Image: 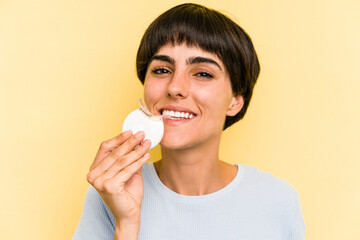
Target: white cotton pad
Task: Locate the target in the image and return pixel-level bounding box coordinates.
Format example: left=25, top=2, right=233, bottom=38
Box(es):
left=122, top=109, right=164, bottom=150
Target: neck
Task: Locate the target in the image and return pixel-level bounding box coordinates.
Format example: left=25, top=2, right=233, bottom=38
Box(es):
left=154, top=135, right=237, bottom=196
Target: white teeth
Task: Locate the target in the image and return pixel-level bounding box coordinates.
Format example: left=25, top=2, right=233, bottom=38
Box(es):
left=162, top=110, right=196, bottom=119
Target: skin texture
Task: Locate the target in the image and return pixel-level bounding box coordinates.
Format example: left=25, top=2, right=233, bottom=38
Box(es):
left=144, top=43, right=244, bottom=196
left=144, top=43, right=243, bottom=150
left=86, top=131, right=151, bottom=240
left=87, top=43, right=244, bottom=239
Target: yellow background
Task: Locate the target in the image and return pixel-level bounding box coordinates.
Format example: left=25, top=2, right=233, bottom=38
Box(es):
left=1, top=0, right=359, bottom=239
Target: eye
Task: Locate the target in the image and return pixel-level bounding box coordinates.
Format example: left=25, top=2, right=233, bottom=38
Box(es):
left=195, top=71, right=214, bottom=79
left=152, top=68, right=171, bottom=74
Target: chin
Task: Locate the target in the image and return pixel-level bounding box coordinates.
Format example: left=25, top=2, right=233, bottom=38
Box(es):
left=159, top=133, right=193, bottom=150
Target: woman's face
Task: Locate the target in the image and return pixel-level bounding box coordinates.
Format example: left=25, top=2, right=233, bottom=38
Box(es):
left=144, top=43, right=243, bottom=150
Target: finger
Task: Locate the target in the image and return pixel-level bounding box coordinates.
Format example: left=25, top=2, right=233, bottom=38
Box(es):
left=91, top=130, right=133, bottom=170
left=91, top=139, right=151, bottom=185
left=102, top=152, right=150, bottom=192
left=95, top=131, right=145, bottom=171
left=87, top=132, right=147, bottom=183
left=108, top=131, right=146, bottom=161
left=116, top=152, right=150, bottom=183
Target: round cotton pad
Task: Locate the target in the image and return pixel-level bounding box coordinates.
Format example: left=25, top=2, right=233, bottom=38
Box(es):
left=122, top=109, right=164, bottom=150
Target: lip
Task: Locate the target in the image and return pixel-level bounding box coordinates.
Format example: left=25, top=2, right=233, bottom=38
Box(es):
left=157, top=105, right=198, bottom=116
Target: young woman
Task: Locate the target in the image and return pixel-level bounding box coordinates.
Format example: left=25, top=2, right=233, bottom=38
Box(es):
left=74, top=3, right=305, bottom=240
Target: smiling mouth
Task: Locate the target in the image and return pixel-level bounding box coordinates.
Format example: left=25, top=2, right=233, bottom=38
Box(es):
left=161, top=109, right=197, bottom=120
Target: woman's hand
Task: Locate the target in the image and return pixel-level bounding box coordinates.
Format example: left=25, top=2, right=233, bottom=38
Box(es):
left=86, top=130, right=151, bottom=234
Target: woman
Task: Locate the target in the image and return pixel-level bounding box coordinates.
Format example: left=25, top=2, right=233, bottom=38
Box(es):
left=74, top=3, right=305, bottom=240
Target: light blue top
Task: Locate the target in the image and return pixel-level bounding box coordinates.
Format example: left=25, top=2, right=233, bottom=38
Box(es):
left=73, top=163, right=305, bottom=239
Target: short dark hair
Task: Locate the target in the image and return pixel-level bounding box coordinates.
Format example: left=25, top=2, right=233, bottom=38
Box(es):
left=136, top=3, right=260, bottom=130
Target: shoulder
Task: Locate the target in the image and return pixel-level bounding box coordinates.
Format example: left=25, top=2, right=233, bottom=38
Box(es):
left=83, top=186, right=115, bottom=223
left=241, top=164, right=297, bottom=192
left=239, top=164, right=300, bottom=208
left=84, top=185, right=105, bottom=206
left=72, top=186, right=116, bottom=239
left=235, top=165, right=305, bottom=238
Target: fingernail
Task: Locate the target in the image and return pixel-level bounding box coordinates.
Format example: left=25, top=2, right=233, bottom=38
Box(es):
left=142, top=139, right=151, bottom=147
left=123, top=130, right=132, bottom=137
left=135, top=131, right=145, bottom=139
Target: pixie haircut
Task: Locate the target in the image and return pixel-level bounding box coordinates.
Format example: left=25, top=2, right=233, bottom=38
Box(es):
left=136, top=3, right=260, bottom=130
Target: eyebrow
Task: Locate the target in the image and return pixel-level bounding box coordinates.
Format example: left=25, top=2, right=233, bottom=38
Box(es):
left=150, top=55, right=222, bottom=70
left=187, top=56, right=222, bottom=70
left=150, top=55, right=175, bottom=65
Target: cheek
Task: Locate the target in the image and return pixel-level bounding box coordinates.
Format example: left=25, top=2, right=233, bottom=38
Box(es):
left=193, top=84, right=233, bottom=117
left=144, top=79, right=166, bottom=103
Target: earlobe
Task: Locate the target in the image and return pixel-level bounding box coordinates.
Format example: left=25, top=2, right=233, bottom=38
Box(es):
left=226, top=95, right=244, bottom=116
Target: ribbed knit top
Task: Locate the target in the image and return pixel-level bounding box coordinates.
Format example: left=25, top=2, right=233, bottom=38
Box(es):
left=73, top=163, right=305, bottom=240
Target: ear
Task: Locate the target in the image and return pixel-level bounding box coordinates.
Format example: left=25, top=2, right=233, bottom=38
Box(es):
left=226, top=95, right=244, bottom=117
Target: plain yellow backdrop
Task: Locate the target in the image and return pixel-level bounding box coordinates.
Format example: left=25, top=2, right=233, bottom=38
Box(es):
left=1, top=0, right=359, bottom=239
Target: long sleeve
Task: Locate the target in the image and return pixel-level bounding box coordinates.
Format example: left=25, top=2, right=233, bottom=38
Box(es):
left=73, top=186, right=116, bottom=240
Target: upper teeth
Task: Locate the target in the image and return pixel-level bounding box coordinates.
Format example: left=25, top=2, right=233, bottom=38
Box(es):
left=162, top=110, right=195, bottom=119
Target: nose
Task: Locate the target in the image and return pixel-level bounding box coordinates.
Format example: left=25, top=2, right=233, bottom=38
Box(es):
left=167, top=71, right=190, bottom=99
